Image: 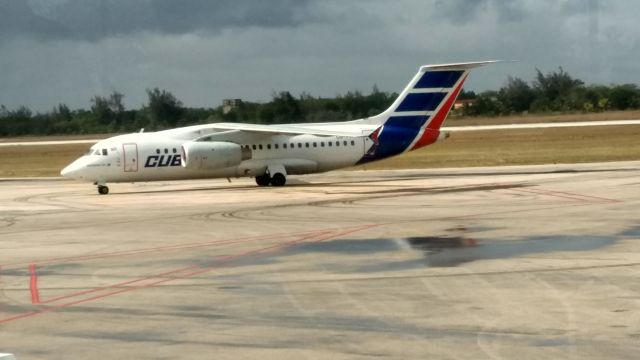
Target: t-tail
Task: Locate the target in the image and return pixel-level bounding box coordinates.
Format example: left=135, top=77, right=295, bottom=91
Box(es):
left=355, top=60, right=499, bottom=164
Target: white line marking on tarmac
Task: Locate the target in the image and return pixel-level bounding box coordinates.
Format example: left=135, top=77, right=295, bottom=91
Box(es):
left=1, top=119, right=639, bottom=146
left=442, top=119, right=640, bottom=131
left=0, top=139, right=100, bottom=146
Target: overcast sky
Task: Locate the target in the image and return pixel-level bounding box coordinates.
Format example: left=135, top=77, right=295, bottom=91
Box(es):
left=1, top=0, right=638, bottom=112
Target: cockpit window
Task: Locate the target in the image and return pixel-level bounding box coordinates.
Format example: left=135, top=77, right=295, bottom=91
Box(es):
left=85, top=148, right=94, bottom=156
left=102, top=149, right=108, bottom=156
left=94, top=150, right=100, bottom=156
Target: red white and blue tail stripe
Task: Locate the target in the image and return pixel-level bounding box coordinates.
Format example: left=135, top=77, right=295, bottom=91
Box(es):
left=355, top=61, right=498, bottom=164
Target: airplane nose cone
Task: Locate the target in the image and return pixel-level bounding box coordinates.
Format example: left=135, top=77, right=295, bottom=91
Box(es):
left=60, top=164, right=75, bottom=178
left=61, top=160, right=84, bottom=179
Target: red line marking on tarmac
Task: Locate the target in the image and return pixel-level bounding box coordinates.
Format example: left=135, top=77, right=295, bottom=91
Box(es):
left=0, top=224, right=376, bottom=326
left=530, top=188, right=621, bottom=203
left=37, top=229, right=334, bottom=305
left=510, top=188, right=591, bottom=202
left=29, top=264, right=40, bottom=304
left=510, top=187, right=621, bottom=204
left=438, top=205, right=579, bottom=221
left=0, top=228, right=341, bottom=270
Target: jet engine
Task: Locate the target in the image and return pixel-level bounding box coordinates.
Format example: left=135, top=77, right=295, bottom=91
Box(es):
left=181, top=141, right=251, bottom=170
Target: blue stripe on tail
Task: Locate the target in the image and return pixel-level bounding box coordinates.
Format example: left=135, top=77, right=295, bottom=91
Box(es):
left=384, top=115, right=427, bottom=129
left=357, top=116, right=428, bottom=164
left=395, top=93, right=446, bottom=112
left=414, top=70, right=464, bottom=88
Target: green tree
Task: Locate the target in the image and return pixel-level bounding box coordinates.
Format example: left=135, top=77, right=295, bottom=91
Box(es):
left=4, top=106, right=33, bottom=135
left=146, top=88, right=184, bottom=129
left=609, top=84, right=640, bottom=110
left=90, top=95, right=113, bottom=129
left=459, top=89, right=477, bottom=100
left=270, top=91, right=302, bottom=123
left=108, top=91, right=125, bottom=113
left=499, top=76, right=535, bottom=113
left=464, top=91, right=504, bottom=116
left=532, top=67, right=584, bottom=111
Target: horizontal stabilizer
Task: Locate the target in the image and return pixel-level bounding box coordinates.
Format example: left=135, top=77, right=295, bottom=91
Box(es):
left=419, top=60, right=504, bottom=71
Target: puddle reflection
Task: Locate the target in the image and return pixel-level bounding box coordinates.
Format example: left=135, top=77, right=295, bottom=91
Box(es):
left=286, top=231, right=619, bottom=271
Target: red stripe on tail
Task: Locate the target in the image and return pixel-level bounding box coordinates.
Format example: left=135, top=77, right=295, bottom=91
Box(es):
left=411, top=74, right=468, bottom=150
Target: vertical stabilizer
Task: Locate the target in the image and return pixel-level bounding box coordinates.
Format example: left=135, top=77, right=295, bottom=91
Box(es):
left=355, top=61, right=498, bottom=163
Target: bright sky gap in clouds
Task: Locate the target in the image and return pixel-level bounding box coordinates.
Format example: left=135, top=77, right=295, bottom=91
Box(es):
left=1, top=0, right=637, bottom=112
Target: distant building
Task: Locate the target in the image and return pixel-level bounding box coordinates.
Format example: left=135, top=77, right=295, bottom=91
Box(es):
left=222, top=99, right=242, bottom=114
left=453, top=99, right=476, bottom=110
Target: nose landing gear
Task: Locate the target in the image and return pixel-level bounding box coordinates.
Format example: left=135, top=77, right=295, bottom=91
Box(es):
left=97, top=185, right=109, bottom=195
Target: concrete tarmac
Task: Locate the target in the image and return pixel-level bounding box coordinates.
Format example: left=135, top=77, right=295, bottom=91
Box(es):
left=1, top=162, right=639, bottom=359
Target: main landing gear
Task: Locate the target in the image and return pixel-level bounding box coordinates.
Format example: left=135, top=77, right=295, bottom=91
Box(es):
left=255, top=173, right=287, bottom=187
left=255, top=165, right=287, bottom=187
left=270, top=173, right=286, bottom=187
left=255, top=174, right=271, bottom=186
left=97, top=185, right=109, bottom=195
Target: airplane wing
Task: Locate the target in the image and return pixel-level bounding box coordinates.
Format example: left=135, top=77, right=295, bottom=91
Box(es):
left=167, top=122, right=373, bottom=141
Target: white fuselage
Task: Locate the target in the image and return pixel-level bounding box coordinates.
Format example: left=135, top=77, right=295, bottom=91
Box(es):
left=61, top=123, right=378, bottom=185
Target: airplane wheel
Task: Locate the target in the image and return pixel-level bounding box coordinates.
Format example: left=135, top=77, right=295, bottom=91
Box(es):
left=255, top=174, right=271, bottom=186
left=270, top=173, right=286, bottom=187
left=98, top=185, right=109, bottom=195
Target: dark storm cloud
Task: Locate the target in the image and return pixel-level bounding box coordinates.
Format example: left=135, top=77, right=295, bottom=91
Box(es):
left=0, top=0, right=318, bottom=41
left=560, top=0, right=607, bottom=15
left=0, top=1, right=70, bottom=39
left=1, top=0, right=639, bottom=112
left=433, top=0, right=525, bottom=23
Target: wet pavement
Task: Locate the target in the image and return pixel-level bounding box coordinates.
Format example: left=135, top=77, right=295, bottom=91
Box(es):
left=1, top=161, right=640, bottom=359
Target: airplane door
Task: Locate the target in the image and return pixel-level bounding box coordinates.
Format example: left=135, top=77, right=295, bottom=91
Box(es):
left=123, top=143, right=138, bottom=172
left=362, top=130, right=371, bottom=154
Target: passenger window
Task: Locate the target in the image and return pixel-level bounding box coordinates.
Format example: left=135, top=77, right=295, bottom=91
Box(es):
left=313, top=142, right=317, bottom=148
left=328, top=142, right=332, bottom=147
left=259, top=144, right=263, bottom=150
left=351, top=140, right=355, bottom=146
left=156, top=149, right=160, bottom=154
left=267, top=144, right=271, bottom=150
left=291, top=143, right=295, bottom=148
left=336, top=141, right=340, bottom=147
left=320, top=142, right=325, bottom=147
left=164, top=148, right=168, bottom=154
left=343, top=141, right=348, bottom=146
left=275, top=144, right=279, bottom=149
left=172, top=148, right=177, bottom=153
left=298, top=143, right=302, bottom=148
left=305, top=143, right=309, bottom=148
left=102, top=149, right=108, bottom=156
left=252, top=145, right=257, bottom=150
left=283, top=143, right=287, bottom=149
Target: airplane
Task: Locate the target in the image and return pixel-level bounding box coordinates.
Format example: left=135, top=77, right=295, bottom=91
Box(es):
left=61, top=61, right=498, bottom=194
